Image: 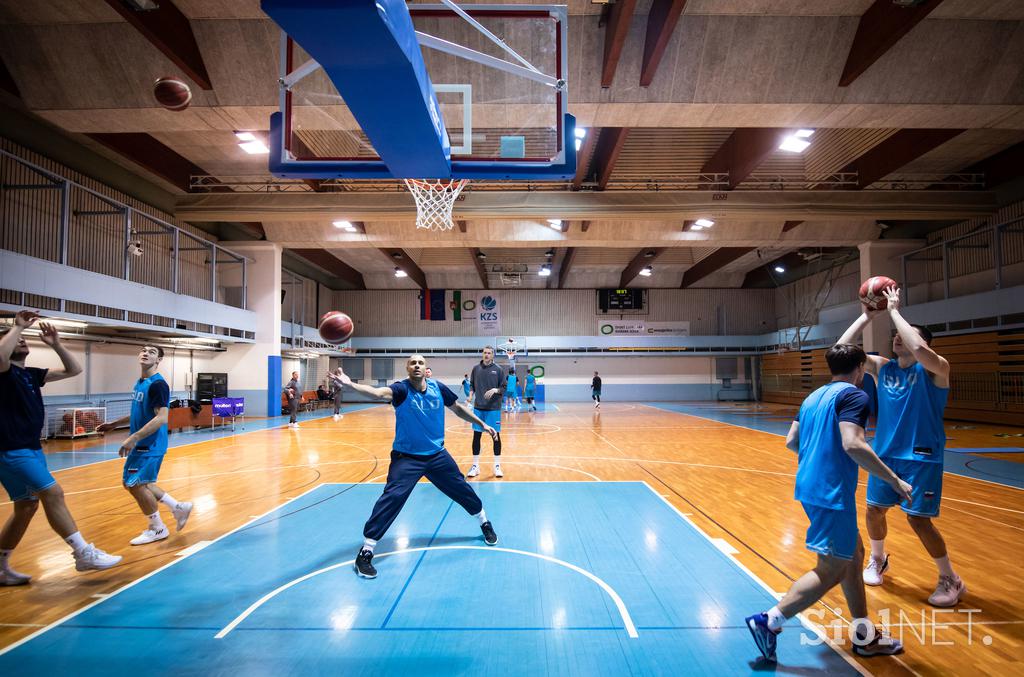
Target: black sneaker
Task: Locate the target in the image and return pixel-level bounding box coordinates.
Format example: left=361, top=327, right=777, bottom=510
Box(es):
left=354, top=548, right=377, bottom=578
left=481, top=521, right=498, bottom=546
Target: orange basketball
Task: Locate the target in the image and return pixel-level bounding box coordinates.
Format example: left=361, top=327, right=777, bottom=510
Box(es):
left=859, top=276, right=897, bottom=311
left=318, top=311, right=354, bottom=344
left=153, top=77, right=192, bottom=111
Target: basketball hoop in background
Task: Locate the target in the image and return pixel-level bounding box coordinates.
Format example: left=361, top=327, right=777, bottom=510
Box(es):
left=404, top=178, right=469, bottom=231
left=496, top=336, right=523, bottom=364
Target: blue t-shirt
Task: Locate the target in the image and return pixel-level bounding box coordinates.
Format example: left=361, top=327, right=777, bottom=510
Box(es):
left=130, top=373, right=170, bottom=454
left=874, top=361, right=948, bottom=464
left=462, top=378, right=471, bottom=396
left=0, top=365, right=48, bottom=452
left=794, top=382, right=870, bottom=512
left=524, top=375, right=536, bottom=397
left=506, top=374, right=518, bottom=395
left=390, top=378, right=458, bottom=455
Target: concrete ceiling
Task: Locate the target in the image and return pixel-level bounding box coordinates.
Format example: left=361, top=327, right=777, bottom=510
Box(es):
left=1, top=0, right=1021, bottom=290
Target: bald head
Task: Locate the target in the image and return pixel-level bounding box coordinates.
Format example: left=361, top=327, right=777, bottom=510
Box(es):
left=406, top=354, right=427, bottom=381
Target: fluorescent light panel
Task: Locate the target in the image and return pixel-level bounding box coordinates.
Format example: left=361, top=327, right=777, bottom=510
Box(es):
left=694, top=218, right=715, bottom=228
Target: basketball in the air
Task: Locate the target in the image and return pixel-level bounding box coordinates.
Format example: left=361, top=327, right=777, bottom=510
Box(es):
left=318, top=311, right=354, bottom=344
left=153, top=77, right=192, bottom=111
left=859, top=276, right=897, bottom=311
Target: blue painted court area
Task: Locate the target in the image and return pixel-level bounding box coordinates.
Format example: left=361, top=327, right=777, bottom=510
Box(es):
left=0, top=482, right=857, bottom=675
left=44, top=404, right=382, bottom=472
left=649, top=402, right=1024, bottom=489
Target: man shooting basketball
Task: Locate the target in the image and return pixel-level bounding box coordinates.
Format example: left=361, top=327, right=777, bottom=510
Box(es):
left=330, top=355, right=499, bottom=578
left=837, top=286, right=963, bottom=607
left=468, top=346, right=505, bottom=478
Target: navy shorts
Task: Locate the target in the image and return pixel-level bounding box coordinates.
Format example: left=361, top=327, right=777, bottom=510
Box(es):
left=866, top=459, right=943, bottom=517
left=0, top=448, right=57, bottom=501
left=802, top=502, right=859, bottom=561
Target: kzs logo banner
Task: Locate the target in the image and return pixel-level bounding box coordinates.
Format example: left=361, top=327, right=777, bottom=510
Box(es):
left=478, top=294, right=500, bottom=333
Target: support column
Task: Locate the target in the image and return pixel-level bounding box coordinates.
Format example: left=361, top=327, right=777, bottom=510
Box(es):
left=217, top=241, right=283, bottom=417
left=857, top=240, right=923, bottom=356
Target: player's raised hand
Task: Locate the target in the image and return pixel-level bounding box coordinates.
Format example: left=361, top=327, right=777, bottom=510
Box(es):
left=38, top=322, right=61, bottom=347
left=333, top=368, right=353, bottom=386
left=14, top=310, right=39, bottom=328
left=882, top=286, right=901, bottom=313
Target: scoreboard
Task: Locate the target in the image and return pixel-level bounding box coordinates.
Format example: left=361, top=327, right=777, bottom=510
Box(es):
left=598, top=288, right=645, bottom=312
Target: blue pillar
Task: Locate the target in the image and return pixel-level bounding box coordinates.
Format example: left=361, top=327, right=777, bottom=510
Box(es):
left=267, top=354, right=282, bottom=418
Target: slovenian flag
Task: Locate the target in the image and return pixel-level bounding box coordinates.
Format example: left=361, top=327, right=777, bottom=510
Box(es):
left=420, top=289, right=446, bottom=320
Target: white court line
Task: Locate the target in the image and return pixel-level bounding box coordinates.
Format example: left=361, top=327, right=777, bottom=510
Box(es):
left=643, top=483, right=870, bottom=676
left=711, top=538, right=739, bottom=555
left=215, top=545, right=638, bottom=640
left=175, top=540, right=213, bottom=557
left=0, top=484, right=328, bottom=657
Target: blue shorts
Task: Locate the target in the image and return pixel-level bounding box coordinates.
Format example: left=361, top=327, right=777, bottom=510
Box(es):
left=0, top=448, right=57, bottom=502
left=472, top=408, right=501, bottom=433
left=866, top=458, right=943, bottom=517
left=122, top=450, right=166, bottom=487
left=802, top=502, right=859, bottom=561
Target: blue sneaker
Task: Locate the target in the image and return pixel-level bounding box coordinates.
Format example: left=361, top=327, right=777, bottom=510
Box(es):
left=853, top=629, right=903, bottom=657
left=745, top=613, right=778, bottom=662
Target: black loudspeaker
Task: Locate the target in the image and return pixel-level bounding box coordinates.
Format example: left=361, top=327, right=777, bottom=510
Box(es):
left=196, top=372, right=228, bottom=403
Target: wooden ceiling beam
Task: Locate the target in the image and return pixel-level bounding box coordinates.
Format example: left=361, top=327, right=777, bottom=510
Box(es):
left=680, top=247, right=755, bottom=288
left=839, top=0, right=945, bottom=87
left=572, top=129, right=599, bottom=190
left=290, top=248, right=366, bottom=290
left=620, top=247, right=665, bottom=287
left=961, top=140, right=1024, bottom=189
left=470, top=247, right=489, bottom=289
left=103, top=0, right=212, bottom=90
left=701, top=128, right=790, bottom=190
left=379, top=248, right=427, bottom=289
left=592, top=128, right=630, bottom=191
left=640, top=0, right=688, bottom=87
left=842, top=129, right=964, bottom=188
left=601, top=0, right=639, bottom=88
left=556, top=247, right=577, bottom=290
left=87, top=132, right=214, bottom=193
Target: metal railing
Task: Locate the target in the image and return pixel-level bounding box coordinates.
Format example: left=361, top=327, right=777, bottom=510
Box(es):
left=900, top=215, right=1024, bottom=305
left=1, top=149, right=248, bottom=310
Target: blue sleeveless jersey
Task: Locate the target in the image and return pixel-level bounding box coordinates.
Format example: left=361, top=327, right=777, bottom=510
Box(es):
left=506, top=374, right=517, bottom=394
left=393, top=379, right=448, bottom=455
left=795, top=382, right=860, bottom=511
left=874, top=361, right=948, bottom=464
left=130, top=373, right=169, bottom=454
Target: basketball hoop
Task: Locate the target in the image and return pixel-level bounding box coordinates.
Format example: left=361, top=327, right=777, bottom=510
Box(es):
left=404, top=178, right=469, bottom=231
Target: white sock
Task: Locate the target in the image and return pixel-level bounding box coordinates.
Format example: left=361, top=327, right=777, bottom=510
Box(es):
left=474, top=510, right=488, bottom=525
left=470, top=459, right=479, bottom=468
left=65, top=531, right=88, bottom=553
left=159, top=493, right=179, bottom=510
left=0, top=548, right=11, bottom=568
left=494, top=460, right=501, bottom=468
left=934, top=555, right=955, bottom=578
left=869, top=539, right=885, bottom=560
left=147, top=511, right=165, bottom=531
left=766, top=606, right=787, bottom=632
left=362, top=538, right=377, bottom=553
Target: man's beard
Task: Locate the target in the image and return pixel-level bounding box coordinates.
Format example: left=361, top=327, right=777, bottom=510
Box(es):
left=10, top=349, right=28, bottom=362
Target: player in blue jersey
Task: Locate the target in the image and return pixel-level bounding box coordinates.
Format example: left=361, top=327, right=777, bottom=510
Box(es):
left=524, top=371, right=537, bottom=411
left=96, top=345, right=192, bottom=546
left=746, top=344, right=910, bottom=662
left=461, top=373, right=472, bottom=403
left=332, top=354, right=499, bottom=578
left=504, top=368, right=518, bottom=412
left=1, top=310, right=122, bottom=582
left=837, top=286, right=962, bottom=607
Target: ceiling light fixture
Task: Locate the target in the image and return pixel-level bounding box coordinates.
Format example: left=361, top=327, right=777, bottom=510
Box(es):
left=774, top=265, right=786, bottom=273
left=40, top=318, right=88, bottom=329
left=778, top=129, right=814, bottom=154
left=394, top=267, right=408, bottom=278
left=538, top=264, right=552, bottom=277
left=574, top=127, right=587, bottom=151
left=547, top=219, right=563, bottom=231
left=235, top=131, right=269, bottom=155
left=332, top=220, right=354, bottom=231
left=545, top=249, right=555, bottom=258
left=638, top=265, right=653, bottom=277
left=694, top=218, right=715, bottom=228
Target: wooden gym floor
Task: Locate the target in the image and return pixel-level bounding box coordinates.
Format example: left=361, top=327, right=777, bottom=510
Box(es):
left=0, top=402, right=1021, bottom=675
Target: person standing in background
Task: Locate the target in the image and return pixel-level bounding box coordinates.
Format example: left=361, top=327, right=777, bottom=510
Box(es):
left=285, top=371, right=300, bottom=429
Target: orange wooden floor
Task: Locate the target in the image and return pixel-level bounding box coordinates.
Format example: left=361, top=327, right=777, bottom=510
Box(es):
left=1, top=402, right=1021, bottom=675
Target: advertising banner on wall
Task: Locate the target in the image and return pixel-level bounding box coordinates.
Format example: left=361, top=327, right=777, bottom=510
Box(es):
left=597, top=320, right=690, bottom=336
left=478, top=293, right=500, bottom=333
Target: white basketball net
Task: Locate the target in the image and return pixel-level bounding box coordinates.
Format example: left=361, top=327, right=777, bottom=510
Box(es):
left=404, top=178, right=469, bottom=231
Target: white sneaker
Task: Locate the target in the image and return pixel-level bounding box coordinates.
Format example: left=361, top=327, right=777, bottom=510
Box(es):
left=74, top=544, right=123, bottom=571
left=864, top=554, right=889, bottom=586
left=467, top=464, right=480, bottom=478
left=130, top=526, right=169, bottom=546
left=333, top=414, right=340, bottom=421
left=494, top=464, right=504, bottom=478
left=0, top=567, right=31, bottom=586
left=291, top=422, right=300, bottom=429
left=172, top=502, right=193, bottom=532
